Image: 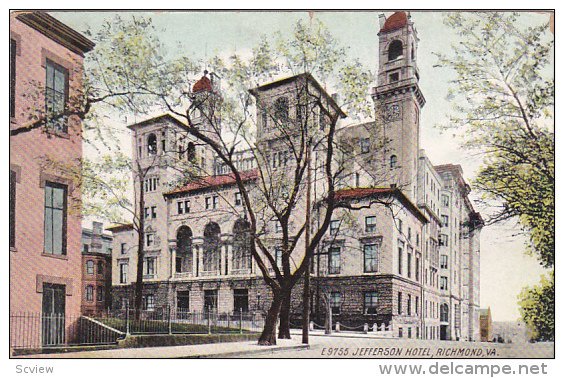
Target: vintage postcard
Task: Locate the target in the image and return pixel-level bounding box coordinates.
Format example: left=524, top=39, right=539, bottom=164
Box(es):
left=7, top=7, right=555, bottom=369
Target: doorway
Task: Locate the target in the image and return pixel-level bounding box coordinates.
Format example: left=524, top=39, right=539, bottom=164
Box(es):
left=42, top=283, right=66, bottom=346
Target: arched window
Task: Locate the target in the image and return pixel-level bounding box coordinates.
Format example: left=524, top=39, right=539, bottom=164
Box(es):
left=203, top=222, right=221, bottom=273
left=86, top=260, right=94, bottom=275
left=440, top=303, right=449, bottom=322
left=274, top=96, right=289, bottom=123
left=176, top=226, right=193, bottom=273
left=390, top=155, right=398, bottom=169
left=97, top=260, right=104, bottom=275
left=147, top=133, right=157, bottom=155
left=232, top=219, right=251, bottom=271
left=388, top=40, right=403, bottom=61
left=187, top=142, right=196, bottom=162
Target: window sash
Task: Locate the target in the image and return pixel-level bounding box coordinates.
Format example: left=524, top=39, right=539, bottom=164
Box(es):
left=45, top=60, right=68, bottom=133
left=364, top=243, right=379, bottom=272
left=44, top=182, right=67, bottom=255
left=364, top=292, right=377, bottom=314
left=328, top=247, right=341, bottom=274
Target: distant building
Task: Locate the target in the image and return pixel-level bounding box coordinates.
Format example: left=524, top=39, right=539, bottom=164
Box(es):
left=81, top=222, right=113, bottom=315
left=10, top=11, right=94, bottom=349
left=492, top=321, right=529, bottom=344
left=479, top=307, right=493, bottom=342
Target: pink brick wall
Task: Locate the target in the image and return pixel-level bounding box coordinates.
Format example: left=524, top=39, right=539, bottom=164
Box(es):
left=10, top=13, right=85, bottom=321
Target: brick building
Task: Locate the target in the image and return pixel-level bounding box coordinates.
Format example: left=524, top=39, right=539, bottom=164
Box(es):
left=81, top=222, right=113, bottom=315
left=109, top=11, right=482, bottom=341
left=9, top=11, right=94, bottom=348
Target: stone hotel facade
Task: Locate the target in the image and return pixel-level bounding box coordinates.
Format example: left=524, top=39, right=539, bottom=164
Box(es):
left=110, top=12, right=483, bottom=341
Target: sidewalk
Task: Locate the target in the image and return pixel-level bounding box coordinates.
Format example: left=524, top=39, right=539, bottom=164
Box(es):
left=18, top=337, right=308, bottom=358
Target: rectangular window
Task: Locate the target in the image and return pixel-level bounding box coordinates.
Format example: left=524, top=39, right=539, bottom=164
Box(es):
left=441, top=194, right=450, bottom=207
left=233, top=289, right=249, bottom=313
left=235, top=192, right=242, bottom=206
left=177, top=291, right=190, bottom=310
left=151, top=206, right=157, bottom=219
left=274, top=247, right=283, bottom=270
left=121, top=243, right=127, bottom=254
left=440, top=276, right=448, bottom=290
left=44, top=182, right=67, bottom=255
left=10, top=38, right=16, bottom=118
left=407, top=294, right=412, bottom=316
left=364, top=292, right=378, bottom=315
left=97, top=286, right=105, bottom=302
left=397, top=241, right=404, bottom=275
left=45, top=59, right=69, bottom=133
left=415, top=296, right=419, bottom=315
left=365, top=216, right=376, bottom=233
left=177, top=201, right=184, bottom=214
left=144, top=257, right=156, bottom=276
left=86, top=286, right=94, bottom=302
left=329, top=219, right=340, bottom=236
left=440, top=255, right=448, bottom=269
left=144, top=207, right=150, bottom=219
left=213, top=196, right=219, bottom=209
left=119, top=263, right=128, bottom=283
left=398, top=292, right=403, bottom=315
left=407, top=248, right=413, bottom=278
left=439, top=234, right=449, bottom=247
left=441, top=215, right=449, bottom=227
left=330, top=292, right=341, bottom=315
left=146, top=233, right=154, bottom=247
left=328, top=247, right=341, bottom=274
left=397, top=219, right=403, bottom=233
left=364, top=243, right=379, bottom=273
left=143, top=294, right=155, bottom=310
left=415, top=256, right=420, bottom=281
left=10, top=170, right=16, bottom=248
left=389, top=72, right=399, bottom=82
left=360, top=138, right=370, bottom=153
left=205, top=197, right=211, bottom=209
left=274, top=220, right=282, bottom=233
left=86, top=260, right=94, bottom=275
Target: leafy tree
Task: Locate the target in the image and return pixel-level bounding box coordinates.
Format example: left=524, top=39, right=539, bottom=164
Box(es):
left=518, top=271, right=554, bottom=342
left=436, top=11, right=554, bottom=341
left=435, top=12, right=554, bottom=267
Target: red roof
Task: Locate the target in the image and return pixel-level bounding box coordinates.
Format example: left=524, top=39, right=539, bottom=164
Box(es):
left=380, top=11, right=408, bottom=33
left=166, top=169, right=258, bottom=196
left=334, top=187, right=394, bottom=201
left=193, top=75, right=213, bottom=93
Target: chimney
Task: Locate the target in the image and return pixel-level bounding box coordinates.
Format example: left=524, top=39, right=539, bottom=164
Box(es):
left=91, top=221, right=103, bottom=253
left=378, top=13, right=387, bottom=29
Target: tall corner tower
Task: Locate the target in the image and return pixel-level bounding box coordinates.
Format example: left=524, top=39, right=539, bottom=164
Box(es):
left=372, top=11, right=426, bottom=201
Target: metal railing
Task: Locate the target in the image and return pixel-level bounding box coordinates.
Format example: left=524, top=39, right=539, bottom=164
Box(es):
left=10, top=308, right=264, bottom=350
left=10, top=312, right=125, bottom=350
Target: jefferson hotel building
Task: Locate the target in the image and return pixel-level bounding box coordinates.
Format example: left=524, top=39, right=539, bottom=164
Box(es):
left=109, top=12, right=483, bottom=341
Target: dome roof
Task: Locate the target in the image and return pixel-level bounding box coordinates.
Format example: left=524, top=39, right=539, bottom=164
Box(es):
left=192, top=74, right=212, bottom=93
left=380, top=11, right=408, bottom=33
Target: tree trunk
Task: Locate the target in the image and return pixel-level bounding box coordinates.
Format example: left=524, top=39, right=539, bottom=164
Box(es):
left=278, top=290, right=292, bottom=339
left=258, top=292, right=283, bottom=345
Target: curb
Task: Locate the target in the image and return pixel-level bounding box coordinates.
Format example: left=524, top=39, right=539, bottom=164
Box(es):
left=185, top=344, right=310, bottom=358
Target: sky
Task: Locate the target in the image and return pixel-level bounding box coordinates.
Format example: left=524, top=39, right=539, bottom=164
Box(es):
left=50, top=10, right=552, bottom=322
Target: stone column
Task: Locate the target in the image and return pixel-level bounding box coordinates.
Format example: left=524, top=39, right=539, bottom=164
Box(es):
left=226, top=244, right=232, bottom=276
left=169, top=240, right=177, bottom=278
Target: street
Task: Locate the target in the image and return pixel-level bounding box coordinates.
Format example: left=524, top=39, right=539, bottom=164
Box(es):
left=244, top=334, right=555, bottom=359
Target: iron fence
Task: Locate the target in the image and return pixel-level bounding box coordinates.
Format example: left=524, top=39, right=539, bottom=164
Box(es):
left=10, top=307, right=264, bottom=350
left=10, top=312, right=125, bottom=350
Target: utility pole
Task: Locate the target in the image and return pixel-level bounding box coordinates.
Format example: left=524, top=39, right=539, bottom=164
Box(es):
left=302, top=142, right=312, bottom=344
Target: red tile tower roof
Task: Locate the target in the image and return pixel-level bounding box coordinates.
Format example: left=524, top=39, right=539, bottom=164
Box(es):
left=192, top=72, right=213, bottom=93
left=380, top=11, right=408, bottom=33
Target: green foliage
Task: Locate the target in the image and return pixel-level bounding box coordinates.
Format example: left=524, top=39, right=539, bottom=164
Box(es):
left=518, top=271, right=554, bottom=342
left=437, top=12, right=554, bottom=267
